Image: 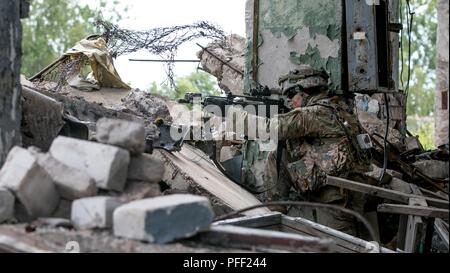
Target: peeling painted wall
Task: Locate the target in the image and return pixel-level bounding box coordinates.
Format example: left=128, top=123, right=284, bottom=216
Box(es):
left=245, top=0, right=343, bottom=92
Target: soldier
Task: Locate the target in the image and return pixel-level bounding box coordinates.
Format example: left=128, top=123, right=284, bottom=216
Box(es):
left=228, top=65, right=372, bottom=237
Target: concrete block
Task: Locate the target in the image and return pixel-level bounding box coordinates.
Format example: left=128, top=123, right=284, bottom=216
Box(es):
left=413, top=160, right=449, bottom=179
left=0, top=146, right=60, bottom=218
left=364, top=164, right=392, bottom=185
left=50, top=136, right=130, bottom=191
left=0, top=188, right=14, bottom=223
left=71, top=197, right=123, bottom=230
left=34, top=152, right=97, bottom=200
left=389, top=178, right=413, bottom=194
left=386, top=169, right=403, bottom=180
left=120, top=182, right=161, bottom=202
left=113, top=194, right=214, bottom=243
left=51, top=199, right=72, bottom=219
left=128, top=153, right=165, bottom=183
left=96, top=118, right=145, bottom=154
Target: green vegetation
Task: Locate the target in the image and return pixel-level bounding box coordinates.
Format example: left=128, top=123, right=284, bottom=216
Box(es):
left=149, top=71, right=222, bottom=100
left=401, top=0, right=437, bottom=149
left=21, top=0, right=127, bottom=77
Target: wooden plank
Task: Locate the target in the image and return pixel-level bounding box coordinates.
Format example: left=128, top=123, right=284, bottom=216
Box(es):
left=404, top=185, right=428, bottom=253
left=377, top=204, right=449, bottom=220
left=326, top=176, right=449, bottom=209
left=215, top=213, right=393, bottom=253
left=419, top=187, right=449, bottom=201
left=434, top=218, right=449, bottom=249
left=280, top=216, right=394, bottom=253
left=279, top=225, right=356, bottom=253
left=280, top=218, right=361, bottom=253
left=404, top=214, right=423, bottom=253
left=198, top=225, right=334, bottom=253
left=158, top=145, right=271, bottom=216
left=216, top=213, right=357, bottom=252
left=214, top=213, right=282, bottom=228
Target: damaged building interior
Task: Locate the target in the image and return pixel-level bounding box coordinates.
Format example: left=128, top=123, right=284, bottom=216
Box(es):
left=0, top=0, right=448, bottom=256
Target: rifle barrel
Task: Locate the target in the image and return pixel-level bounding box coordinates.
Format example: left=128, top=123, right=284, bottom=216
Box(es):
left=129, top=59, right=200, bottom=63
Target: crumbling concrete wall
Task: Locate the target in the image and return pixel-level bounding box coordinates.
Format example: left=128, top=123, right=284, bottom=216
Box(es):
left=244, top=0, right=343, bottom=92
left=435, top=0, right=449, bottom=147
left=197, top=35, right=245, bottom=95
left=0, top=1, right=24, bottom=166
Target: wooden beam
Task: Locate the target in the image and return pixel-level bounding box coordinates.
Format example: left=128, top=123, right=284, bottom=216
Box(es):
left=419, top=187, right=449, bottom=201
left=214, top=212, right=282, bottom=228
left=404, top=185, right=429, bottom=253
left=158, top=145, right=271, bottom=216
left=281, top=216, right=394, bottom=253
left=377, top=204, right=449, bottom=220
left=198, top=225, right=333, bottom=253
left=326, top=176, right=449, bottom=209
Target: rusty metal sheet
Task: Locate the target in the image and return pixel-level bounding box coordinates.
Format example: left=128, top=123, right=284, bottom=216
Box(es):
left=346, top=0, right=379, bottom=91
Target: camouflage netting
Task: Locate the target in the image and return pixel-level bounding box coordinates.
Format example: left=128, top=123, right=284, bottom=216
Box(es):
left=94, top=19, right=228, bottom=88
left=31, top=20, right=229, bottom=91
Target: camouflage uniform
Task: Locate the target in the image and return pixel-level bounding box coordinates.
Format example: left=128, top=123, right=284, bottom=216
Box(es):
left=230, top=69, right=371, bottom=236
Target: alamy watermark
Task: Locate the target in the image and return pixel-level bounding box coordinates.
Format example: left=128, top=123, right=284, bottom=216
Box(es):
left=169, top=97, right=280, bottom=152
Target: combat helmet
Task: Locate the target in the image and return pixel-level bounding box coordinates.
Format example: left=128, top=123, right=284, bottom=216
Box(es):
left=279, top=65, right=329, bottom=98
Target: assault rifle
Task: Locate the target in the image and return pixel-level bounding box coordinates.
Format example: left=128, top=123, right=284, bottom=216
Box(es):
left=178, top=86, right=290, bottom=118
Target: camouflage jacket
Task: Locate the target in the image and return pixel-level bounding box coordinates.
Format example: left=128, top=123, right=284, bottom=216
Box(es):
left=228, top=92, right=371, bottom=202
left=276, top=93, right=371, bottom=199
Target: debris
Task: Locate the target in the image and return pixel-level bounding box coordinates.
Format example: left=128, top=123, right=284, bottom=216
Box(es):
left=413, top=160, right=449, bottom=180
left=213, top=212, right=394, bottom=253
left=326, top=176, right=448, bottom=209
left=388, top=178, right=413, bottom=194
left=0, top=147, right=60, bottom=218
left=29, top=150, right=97, bottom=200
left=120, top=89, right=173, bottom=125
left=387, top=170, right=404, bottom=180
left=199, top=224, right=333, bottom=252
left=96, top=118, right=146, bottom=154
left=357, top=111, right=405, bottom=151
left=0, top=188, right=15, bottom=223
left=51, top=199, right=72, bottom=220
left=377, top=203, right=449, bottom=220
left=355, top=94, right=380, bottom=115
left=157, top=145, right=271, bottom=216
left=33, top=218, right=73, bottom=229
left=118, top=182, right=162, bottom=202
left=71, top=197, right=123, bottom=230
left=405, top=136, right=424, bottom=152
left=197, top=34, right=245, bottom=95
left=364, top=164, right=393, bottom=185
left=49, top=136, right=130, bottom=192
left=113, top=194, right=214, bottom=244
left=127, top=153, right=165, bottom=183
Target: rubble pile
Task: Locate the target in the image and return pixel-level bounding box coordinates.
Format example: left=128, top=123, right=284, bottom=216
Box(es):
left=120, top=88, right=173, bottom=125
left=0, top=118, right=214, bottom=246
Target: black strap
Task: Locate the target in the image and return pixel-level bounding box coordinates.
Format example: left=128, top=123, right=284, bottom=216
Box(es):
left=276, top=140, right=285, bottom=179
